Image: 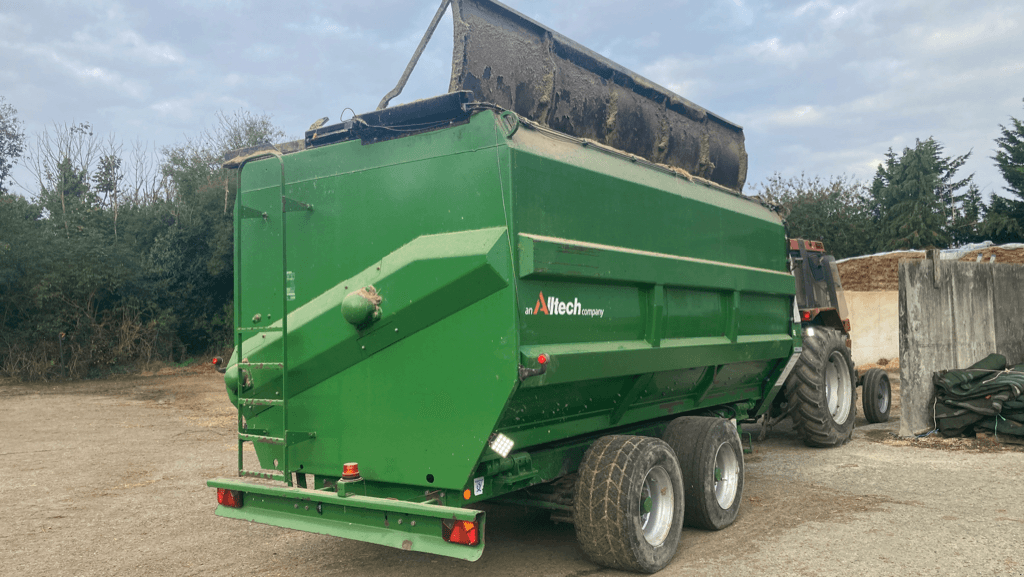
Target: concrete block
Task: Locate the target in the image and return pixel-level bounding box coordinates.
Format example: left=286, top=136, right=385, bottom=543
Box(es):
left=992, top=266, right=1024, bottom=366
left=899, top=259, right=1024, bottom=437
left=900, top=260, right=952, bottom=436
left=846, top=291, right=899, bottom=365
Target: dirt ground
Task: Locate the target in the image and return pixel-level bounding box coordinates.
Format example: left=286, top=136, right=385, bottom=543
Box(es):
left=3, top=369, right=1023, bottom=577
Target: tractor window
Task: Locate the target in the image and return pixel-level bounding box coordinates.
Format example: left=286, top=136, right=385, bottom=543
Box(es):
left=792, top=252, right=835, bottom=311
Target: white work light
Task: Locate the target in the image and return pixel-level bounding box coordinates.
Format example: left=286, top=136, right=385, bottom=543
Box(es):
left=489, top=433, right=514, bottom=458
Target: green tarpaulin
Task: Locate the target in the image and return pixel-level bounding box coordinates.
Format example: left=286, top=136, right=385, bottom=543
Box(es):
left=932, top=354, right=1024, bottom=437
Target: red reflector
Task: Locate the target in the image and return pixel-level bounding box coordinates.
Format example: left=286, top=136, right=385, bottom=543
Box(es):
left=537, top=354, right=548, bottom=365
left=442, top=519, right=480, bottom=546
left=342, top=462, right=360, bottom=480
left=801, top=311, right=812, bottom=321
left=217, top=488, right=242, bottom=508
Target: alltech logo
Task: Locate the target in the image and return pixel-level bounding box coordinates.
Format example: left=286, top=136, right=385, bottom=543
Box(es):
left=525, top=291, right=605, bottom=318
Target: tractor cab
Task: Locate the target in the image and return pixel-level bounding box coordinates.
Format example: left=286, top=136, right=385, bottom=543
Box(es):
left=788, top=239, right=850, bottom=335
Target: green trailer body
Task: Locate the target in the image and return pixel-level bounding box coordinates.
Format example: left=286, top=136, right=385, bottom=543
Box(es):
left=207, top=93, right=800, bottom=561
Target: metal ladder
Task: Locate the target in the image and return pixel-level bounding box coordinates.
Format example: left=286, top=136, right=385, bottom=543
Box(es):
left=232, top=150, right=315, bottom=487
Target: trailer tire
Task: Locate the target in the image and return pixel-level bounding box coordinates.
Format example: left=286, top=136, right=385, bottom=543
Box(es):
left=785, top=327, right=857, bottom=447
left=573, top=435, right=684, bottom=573
left=662, top=417, right=743, bottom=530
left=861, top=368, right=891, bottom=423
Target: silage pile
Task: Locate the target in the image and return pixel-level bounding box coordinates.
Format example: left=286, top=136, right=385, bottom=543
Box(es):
left=836, top=245, right=1024, bottom=292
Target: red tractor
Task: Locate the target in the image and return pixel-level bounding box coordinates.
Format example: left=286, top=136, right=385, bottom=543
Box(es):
left=777, top=239, right=891, bottom=447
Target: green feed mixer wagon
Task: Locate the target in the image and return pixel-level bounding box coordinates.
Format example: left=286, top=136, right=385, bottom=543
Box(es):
left=206, top=0, right=857, bottom=572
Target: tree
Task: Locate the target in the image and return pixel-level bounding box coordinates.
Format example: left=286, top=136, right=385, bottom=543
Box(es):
left=752, top=173, right=876, bottom=259
left=152, top=109, right=288, bottom=353
left=978, top=195, right=1024, bottom=244
left=1, top=109, right=288, bottom=379
left=948, top=183, right=985, bottom=245
left=869, top=138, right=975, bottom=251
left=994, top=99, right=1024, bottom=200
left=0, top=96, right=26, bottom=195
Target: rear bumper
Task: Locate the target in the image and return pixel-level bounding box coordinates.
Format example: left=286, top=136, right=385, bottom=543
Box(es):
left=206, top=478, right=485, bottom=561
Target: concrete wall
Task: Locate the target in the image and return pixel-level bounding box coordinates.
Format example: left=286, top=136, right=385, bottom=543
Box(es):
left=846, top=291, right=899, bottom=366
left=898, top=259, right=1024, bottom=436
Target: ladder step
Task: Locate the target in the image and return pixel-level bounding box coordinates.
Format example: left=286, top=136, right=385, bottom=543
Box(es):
left=239, top=398, right=284, bottom=408
left=239, top=433, right=285, bottom=445
left=239, top=469, right=287, bottom=482
left=236, top=326, right=284, bottom=333
left=237, top=362, right=284, bottom=369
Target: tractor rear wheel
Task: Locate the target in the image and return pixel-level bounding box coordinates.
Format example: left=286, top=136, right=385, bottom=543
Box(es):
left=861, top=367, right=892, bottom=423
left=573, top=435, right=684, bottom=573
left=785, top=327, right=857, bottom=447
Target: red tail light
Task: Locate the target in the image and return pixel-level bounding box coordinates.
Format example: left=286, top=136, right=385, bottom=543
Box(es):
left=537, top=353, right=548, bottom=365
left=442, top=519, right=480, bottom=546
left=800, top=310, right=812, bottom=321
left=217, top=488, right=243, bottom=508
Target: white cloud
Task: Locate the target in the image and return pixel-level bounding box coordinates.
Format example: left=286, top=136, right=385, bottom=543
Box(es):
left=640, top=56, right=703, bottom=101
left=287, top=15, right=362, bottom=39
left=919, top=13, right=1019, bottom=53
left=150, top=98, right=193, bottom=120
left=754, top=105, right=825, bottom=128
left=794, top=0, right=830, bottom=17
left=746, top=37, right=808, bottom=65
left=828, top=6, right=851, bottom=24
left=634, top=32, right=661, bottom=50
left=60, top=29, right=184, bottom=65
left=117, top=30, right=183, bottom=64
left=2, top=40, right=148, bottom=99
left=150, top=93, right=248, bottom=123
left=3, top=0, right=1021, bottom=202
left=726, top=0, right=755, bottom=26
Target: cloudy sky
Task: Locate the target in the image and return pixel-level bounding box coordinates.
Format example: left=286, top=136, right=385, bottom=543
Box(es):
left=2, top=0, right=1022, bottom=198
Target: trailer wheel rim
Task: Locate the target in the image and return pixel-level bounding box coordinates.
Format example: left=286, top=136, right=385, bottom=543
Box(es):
left=713, top=441, right=740, bottom=509
left=825, top=351, right=852, bottom=423
left=876, top=378, right=891, bottom=414
left=639, top=465, right=674, bottom=547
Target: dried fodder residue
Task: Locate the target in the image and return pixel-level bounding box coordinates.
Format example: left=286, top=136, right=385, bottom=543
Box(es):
left=862, top=430, right=1024, bottom=453
left=838, top=246, right=1024, bottom=292
left=353, top=285, right=382, bottom=306
left=961, top=246, right=1024, bottom=265
left=838, top=252, right=923, bottom=291
left=856, top=358, right=900, bottom=373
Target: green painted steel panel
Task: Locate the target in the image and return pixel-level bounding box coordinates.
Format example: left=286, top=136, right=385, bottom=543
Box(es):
left=214, top=104, right=798, bottom=557
left=208, top=478, right=484, bottom=560
left=518, top=234, right=794, bottom=295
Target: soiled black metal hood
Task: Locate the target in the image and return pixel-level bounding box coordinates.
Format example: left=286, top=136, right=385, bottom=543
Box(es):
left=449, top=0, right=747, bottom=192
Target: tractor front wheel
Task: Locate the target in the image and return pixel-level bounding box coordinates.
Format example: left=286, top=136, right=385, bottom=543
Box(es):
left=861, top=367, right=892, bottom=423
